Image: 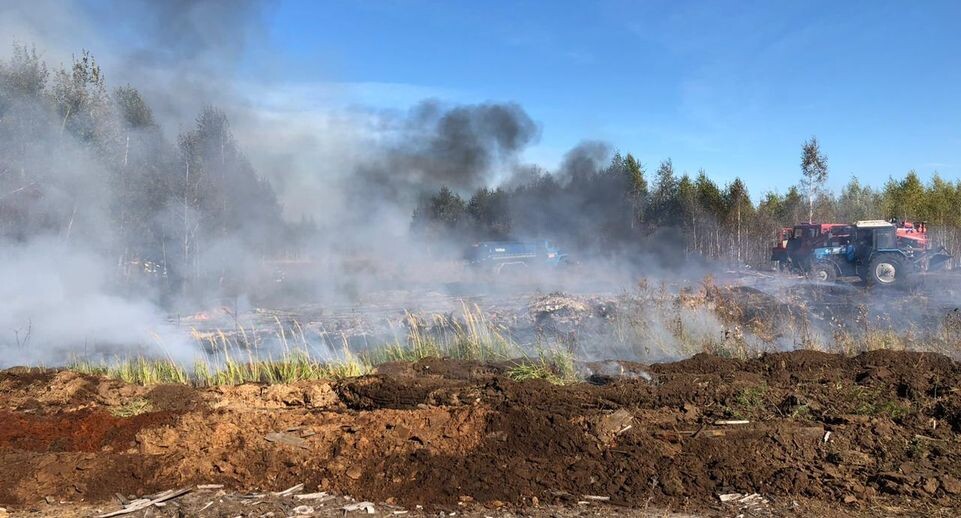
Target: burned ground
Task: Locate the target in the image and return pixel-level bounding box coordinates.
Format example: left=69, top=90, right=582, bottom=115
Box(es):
left=1, top=350, right=960, bottom=517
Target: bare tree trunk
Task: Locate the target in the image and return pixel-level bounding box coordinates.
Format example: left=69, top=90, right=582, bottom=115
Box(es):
left=63, top=204, right=77, bottom=242
left=119, top=133, right=130, bottom=280
left=183, top=157, right=190, bottom=271
left=736, top=204, right=742, bottom=264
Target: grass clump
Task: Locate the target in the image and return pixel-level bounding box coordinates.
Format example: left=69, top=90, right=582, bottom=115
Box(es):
left=72, top=347, right=372, bottom=388
left=367, top=303, right=519, bottom=365
left=855, top=398, right=911, bottom=420
left=110, top=398, right=151, bottom=418
left=507, top=348, right=578, bottom=385
left=68, top=304, right=574, bottom=387
left=193, top=348, right=371, bottom=387
left=735, top=384, right=768, bottom=409
left=726, top=384, right=769, bottom=419
left=71, top=357, right=188, bottom=385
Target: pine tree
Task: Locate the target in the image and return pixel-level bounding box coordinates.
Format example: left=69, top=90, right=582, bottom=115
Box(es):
left=624, top=153, right=646, bottom=227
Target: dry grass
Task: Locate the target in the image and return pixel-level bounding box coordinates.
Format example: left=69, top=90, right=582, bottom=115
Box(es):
left=109, top=398, right=152, bottom=418
left=69, top=304, right=548, bottom=386
left=368, top=302, right=518, bottom=364
left=67, top=282, right=961, bottom=386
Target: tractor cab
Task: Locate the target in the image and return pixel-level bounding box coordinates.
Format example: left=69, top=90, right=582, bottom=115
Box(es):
left=783, top=223, right=849, bottom=270
left=809, top=221, right=910, bottom=286
left=805, top=220, right=952, bottom=287
left=850, top=221, right=908, bottom=286
left=853, top=221, right=897, bottom=259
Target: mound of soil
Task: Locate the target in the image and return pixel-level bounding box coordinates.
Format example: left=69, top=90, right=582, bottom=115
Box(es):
left=2, top=350, right=961, bottom=516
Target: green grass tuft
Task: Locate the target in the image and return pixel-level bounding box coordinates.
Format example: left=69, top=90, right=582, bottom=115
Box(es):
left=110, top=398, right=151, bottom=418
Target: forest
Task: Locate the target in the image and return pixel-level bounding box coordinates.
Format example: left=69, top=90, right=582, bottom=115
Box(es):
left=4, top=41, right=959, bottom=301
left=0, top=44, right=311, bottom=301
left=412, top=142, right=961, bottom=268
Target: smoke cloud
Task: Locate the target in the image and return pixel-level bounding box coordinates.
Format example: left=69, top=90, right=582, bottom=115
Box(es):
left=0, top=0, right=731, bottom=369
left=353, top=100, right=539, bottom=207
left=0, top=238, right=192, bottom=366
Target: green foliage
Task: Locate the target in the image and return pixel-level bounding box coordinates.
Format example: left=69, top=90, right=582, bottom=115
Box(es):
left=735, top=385, right=768, bottom=409
left=646, top=159, right=681, bottom=224
left=506, top=348, right=578, bottom=385
left=625, top=153, right=647, bottom=197
left=467, top=187, right=511, bottom=239
left=368, top=303, right=519, bottom=364
left=110, top=398, right=152, bottom=418
left=837, top=176, right=880, bottom=222
left=411, top=186, right=468, bottom=240
left=800, top=136, right=829, bottom=223
left=114, top=85, right=154, bottom=128
left=0, top=42, right=47, bottom=99
left=0, top=43, right=291, bottom=298
left=70, top=357, right=189, bottom=385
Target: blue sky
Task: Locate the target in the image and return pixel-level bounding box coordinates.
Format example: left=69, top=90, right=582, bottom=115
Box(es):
left=243, top=0, right=961, bottom=196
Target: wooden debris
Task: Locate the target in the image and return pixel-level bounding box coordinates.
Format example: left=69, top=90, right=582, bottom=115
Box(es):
left=294, top=492, right=331, bottom=500
left=343, top=501, right=376, bottom=514
left=581, top=495, right=610, bottom=501
left=714, top=420, right=750, bottom=425
left=738, top=493, right=767, bottom=504
left=270, top=483, right=304, bottom=496
left=96, top=487, right=191, bottom=517
left=197, top=484, right=224, bottom=490
left=718, top=492, right=769, bottom=506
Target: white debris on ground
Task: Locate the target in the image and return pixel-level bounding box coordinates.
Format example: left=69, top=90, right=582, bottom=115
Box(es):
left=718, top=492, right=773, bottom=517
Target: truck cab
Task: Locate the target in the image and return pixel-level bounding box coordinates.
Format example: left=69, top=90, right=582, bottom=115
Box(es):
left=467, top=240, right=568, bottom=273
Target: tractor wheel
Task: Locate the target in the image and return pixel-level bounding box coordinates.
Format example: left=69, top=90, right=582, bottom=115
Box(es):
left=810, top=262, right=837, bottom=283
left=867, top=253, right=905, bottom=288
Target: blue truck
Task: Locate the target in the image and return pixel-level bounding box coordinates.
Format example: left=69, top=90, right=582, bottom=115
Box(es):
left=466, top=240, right=569, bottom=273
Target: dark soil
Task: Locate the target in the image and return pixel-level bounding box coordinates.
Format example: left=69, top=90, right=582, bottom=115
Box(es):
left=2, top=350, right=960, bottom=517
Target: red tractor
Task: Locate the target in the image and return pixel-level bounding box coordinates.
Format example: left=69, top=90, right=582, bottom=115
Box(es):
left=773, top=223, right=852, bottom=272
left=893, top=220, right=928, bottom=249
left=770, top=227, right=792, bottom=269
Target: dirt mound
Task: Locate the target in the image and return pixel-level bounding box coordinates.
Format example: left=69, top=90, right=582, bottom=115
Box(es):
left=2, top=350, right=961, bottom=515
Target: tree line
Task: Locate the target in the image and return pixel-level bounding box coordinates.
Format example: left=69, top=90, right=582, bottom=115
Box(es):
left=4, top=40, right=959, bottom=292
left=412, top=138, right=961, bottom=268
left=0, top=44, right=308, bottom=301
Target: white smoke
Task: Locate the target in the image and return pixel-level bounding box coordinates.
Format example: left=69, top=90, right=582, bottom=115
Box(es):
left=0, top=238, right=193, bottom=366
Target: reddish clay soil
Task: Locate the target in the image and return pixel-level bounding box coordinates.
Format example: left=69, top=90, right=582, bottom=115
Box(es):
left=2, top=350, right=961, bottom=517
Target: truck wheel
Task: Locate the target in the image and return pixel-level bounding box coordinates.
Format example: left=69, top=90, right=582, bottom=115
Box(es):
left=810, top=262, right=837, bottom=283
left=867, top=253, right=904, bottom=287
